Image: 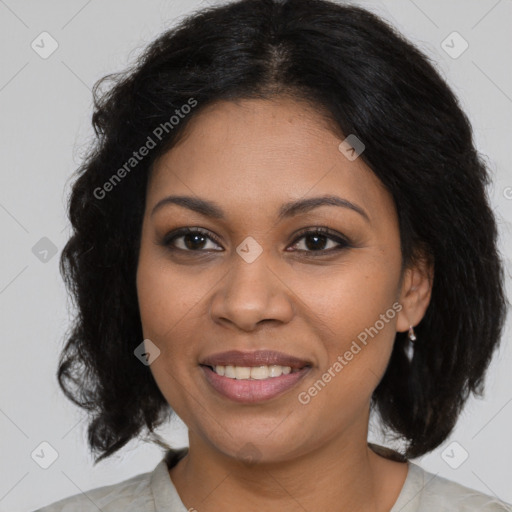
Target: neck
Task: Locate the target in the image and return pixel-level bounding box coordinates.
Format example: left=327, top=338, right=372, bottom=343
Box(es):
left=168, top=417, right=408, bottom=512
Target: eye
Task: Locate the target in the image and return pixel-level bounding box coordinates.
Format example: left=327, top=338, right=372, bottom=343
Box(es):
left=288, top=227, right=351, bottom=254
left=162, top=227, right=223, bottom=252
left=161, top=226, right=351, bottom=255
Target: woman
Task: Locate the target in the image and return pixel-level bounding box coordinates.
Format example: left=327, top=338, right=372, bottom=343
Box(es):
left=34, top=0, right=511, bottom=510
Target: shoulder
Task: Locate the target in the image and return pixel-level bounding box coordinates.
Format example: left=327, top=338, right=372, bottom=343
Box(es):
left=31, top=466, right=155, bottom=512
left=400, top=462, right=512, bottom=511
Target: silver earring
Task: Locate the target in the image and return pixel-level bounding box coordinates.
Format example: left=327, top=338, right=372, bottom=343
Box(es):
left=405, top=325, right=416, bottom=362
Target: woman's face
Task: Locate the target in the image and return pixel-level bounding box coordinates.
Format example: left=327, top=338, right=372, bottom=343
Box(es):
left=136, top=97, right=426, bottom=463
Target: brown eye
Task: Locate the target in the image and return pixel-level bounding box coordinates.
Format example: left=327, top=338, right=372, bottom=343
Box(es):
left=288, top=227, right=351, bottom=254
left=162, top=228, right=223, bottom=252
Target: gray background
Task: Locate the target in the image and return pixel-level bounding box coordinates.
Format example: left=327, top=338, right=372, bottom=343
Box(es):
left=0, top=0, right=511, bottom=510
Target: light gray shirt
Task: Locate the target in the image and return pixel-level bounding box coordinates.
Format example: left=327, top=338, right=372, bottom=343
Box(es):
left=33, top=446, right=512, bottom=511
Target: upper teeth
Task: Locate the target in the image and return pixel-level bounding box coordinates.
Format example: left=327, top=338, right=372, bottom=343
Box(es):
left=214, top=365, right=294, bottom=379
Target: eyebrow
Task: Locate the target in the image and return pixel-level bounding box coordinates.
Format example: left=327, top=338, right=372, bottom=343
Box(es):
left=150, top=194, right=371, bottom=224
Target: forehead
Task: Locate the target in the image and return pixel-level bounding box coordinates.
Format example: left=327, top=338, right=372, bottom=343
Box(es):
left=147, top=98, right=395, bottom=225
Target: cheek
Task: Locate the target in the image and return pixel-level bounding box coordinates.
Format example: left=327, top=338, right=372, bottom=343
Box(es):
left=303, top=255, right=400, bottom=335
left=136, top=246, right=208, bottom=339
left=306, top=255, right=400, bottom=390
left=135, top=247, right=220, bottom=402
left=136, top=252, right=200, bottom=416
left=136, top=259, right=172, bottom=339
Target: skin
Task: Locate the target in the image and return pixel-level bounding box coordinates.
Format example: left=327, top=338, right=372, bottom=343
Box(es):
left=136, top=96, right=434, bottom=512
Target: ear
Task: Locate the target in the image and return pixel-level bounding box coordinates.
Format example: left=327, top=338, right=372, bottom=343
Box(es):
left=396, top=251, right=434, bottom=333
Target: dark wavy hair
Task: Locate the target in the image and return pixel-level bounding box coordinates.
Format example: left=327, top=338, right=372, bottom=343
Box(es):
left=58, top=0, right=509, bottom=464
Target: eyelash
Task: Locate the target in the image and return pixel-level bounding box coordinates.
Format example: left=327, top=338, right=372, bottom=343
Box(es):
left=160, top=226, right=352, bottom=256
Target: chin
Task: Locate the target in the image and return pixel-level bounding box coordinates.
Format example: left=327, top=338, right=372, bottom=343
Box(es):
left=200, top=425, right=309, bottom=466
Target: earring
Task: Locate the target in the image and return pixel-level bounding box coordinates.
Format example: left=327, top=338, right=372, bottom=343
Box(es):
left=405, top=325, right=416, bottom=362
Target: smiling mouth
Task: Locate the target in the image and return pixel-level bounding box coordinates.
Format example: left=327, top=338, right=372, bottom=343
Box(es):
left=200, top=363, right=312, bottom=403
left=201, top=364, right=307, bottom=380
left=199, top=349, right=312, bottom=401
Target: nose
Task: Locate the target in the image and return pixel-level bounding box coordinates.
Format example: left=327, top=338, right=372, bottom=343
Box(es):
left=209, top=251, right=295, bottom=332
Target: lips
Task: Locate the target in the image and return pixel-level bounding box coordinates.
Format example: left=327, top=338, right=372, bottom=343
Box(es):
left=200, top=350, right=312, bottom=370
left=199, top=350, right=313, bottom=403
